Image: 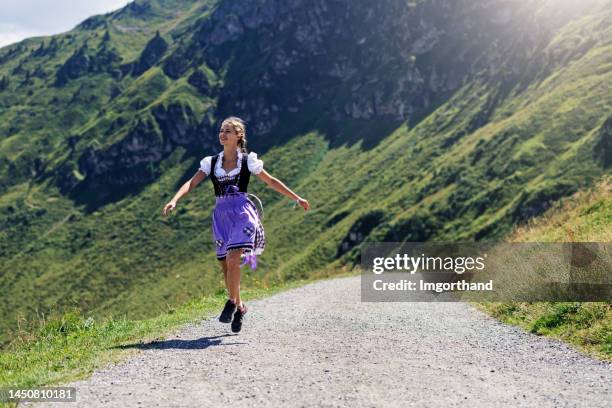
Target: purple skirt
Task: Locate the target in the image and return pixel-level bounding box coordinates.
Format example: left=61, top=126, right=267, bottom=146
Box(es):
left=212, top=189, right=265, bottom=270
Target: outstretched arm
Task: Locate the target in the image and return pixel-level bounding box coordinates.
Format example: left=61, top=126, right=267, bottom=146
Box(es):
left=255, top=170, right=310, bottom=211
left=162, top=170, right=207, bottom=216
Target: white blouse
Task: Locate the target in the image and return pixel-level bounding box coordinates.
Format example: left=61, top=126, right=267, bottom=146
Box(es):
left=199, top=149, right=264, bottom=176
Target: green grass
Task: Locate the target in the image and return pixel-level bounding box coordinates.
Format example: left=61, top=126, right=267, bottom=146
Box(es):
left=479, top=302, right=611, bottom=360
left=508, top=176, right=611, bottom=242
left=476, top=177, right=612, bottom=360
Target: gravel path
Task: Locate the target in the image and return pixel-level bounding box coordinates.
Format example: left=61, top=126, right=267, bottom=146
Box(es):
left=29, top=276, right=610, bottom=407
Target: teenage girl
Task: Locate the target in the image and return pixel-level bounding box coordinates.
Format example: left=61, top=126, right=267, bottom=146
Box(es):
left=162, top=117, right=310, bottom=332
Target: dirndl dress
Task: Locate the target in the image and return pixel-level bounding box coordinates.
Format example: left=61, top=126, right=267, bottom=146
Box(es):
left=212, top=185, right=266, bottom=269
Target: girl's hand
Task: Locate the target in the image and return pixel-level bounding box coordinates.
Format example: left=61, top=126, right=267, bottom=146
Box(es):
left=296, top=197, right=310, bottom=211
left=162, top=201, right=176, bottom=216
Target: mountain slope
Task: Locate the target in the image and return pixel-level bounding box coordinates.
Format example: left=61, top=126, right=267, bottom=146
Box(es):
left=0, top=0, right=610, bottom=345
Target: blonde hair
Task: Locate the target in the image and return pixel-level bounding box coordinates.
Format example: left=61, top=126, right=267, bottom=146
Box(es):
left=222, top=116, right=247, bottom=153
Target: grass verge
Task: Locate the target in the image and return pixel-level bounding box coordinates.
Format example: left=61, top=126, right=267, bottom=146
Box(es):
left=475, top=302, right=611, bottom=360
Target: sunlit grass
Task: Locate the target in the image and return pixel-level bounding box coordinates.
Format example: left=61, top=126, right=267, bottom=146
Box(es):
left=477, top=177, right=612, bottom=360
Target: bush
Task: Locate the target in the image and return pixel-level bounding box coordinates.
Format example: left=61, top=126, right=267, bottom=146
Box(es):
left=530, top=303, right=580, bottom=333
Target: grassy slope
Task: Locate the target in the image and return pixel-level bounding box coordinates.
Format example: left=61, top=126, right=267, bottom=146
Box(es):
left=0, top=0, right=213, bottom=186
left=507, top=178, right=611, bottom=243
left=477, top=177, right=611, bottom=360
left=0, top=1, right=218, bottom=344
left=1, top=0, right=611, bottom=346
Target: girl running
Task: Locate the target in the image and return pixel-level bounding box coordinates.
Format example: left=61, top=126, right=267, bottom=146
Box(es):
left=162, top=116, right=310, bottom=333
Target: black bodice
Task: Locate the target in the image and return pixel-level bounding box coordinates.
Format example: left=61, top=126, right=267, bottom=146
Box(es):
left=209, top=152, right=251, bottom=197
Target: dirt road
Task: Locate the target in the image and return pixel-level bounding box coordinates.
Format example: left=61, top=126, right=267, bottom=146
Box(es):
left=30, top=276, right=611, bottom=407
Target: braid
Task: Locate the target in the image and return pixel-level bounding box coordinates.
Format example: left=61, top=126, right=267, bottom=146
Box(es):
left=238, top=137, right=247, bottom=153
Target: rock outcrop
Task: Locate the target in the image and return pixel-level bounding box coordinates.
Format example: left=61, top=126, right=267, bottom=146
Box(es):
left=132, top=31, right=168, bottom=76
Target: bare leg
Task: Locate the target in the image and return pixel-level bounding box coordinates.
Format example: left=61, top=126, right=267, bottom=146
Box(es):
left=226, top=248, right=244, bottom=308
left=218, top=258, right=229, bottom=297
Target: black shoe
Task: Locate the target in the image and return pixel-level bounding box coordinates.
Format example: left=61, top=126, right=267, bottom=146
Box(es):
left=231, top=304, right=247, bottom=333
left=219, top=299, right=236, bottom=323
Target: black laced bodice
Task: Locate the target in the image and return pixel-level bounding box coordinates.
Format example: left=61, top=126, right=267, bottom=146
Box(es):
left=209, top=152, right=251, bottom=197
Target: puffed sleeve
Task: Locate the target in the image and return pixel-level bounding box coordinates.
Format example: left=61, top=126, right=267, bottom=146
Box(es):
left=199, top=156, right=212, bottom=175
left=247, top=152, right=264, bottom=174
